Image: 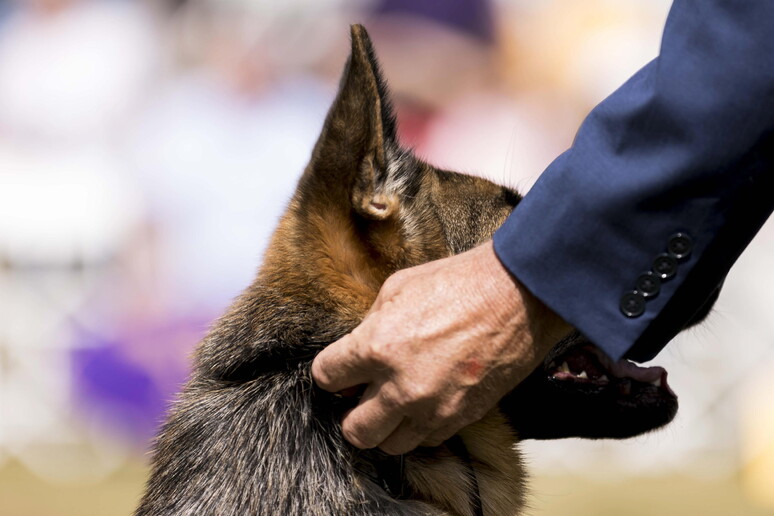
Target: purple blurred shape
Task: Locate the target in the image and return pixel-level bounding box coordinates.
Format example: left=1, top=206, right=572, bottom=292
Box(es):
left=73, top=341, right=166, bottom=444
left=71, top=316, right=206, bottom=447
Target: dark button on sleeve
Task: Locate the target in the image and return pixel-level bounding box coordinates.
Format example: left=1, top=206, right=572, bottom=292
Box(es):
left=652, top=253, right=678, bottom=280
left=620, top=291, right=646, bottom=318
left=667, top=232, right=693, bottom=260
left=635, top=271, right=661, bottom=298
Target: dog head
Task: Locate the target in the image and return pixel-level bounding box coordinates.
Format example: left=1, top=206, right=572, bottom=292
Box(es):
left=258, top=24, right=679, bottom=441
left=260, top=25, right=519, bottom=328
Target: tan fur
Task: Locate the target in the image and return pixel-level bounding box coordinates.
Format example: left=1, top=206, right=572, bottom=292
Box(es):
left=405, top=449, right=477, bottom=516
left=309, top=211, right=383, bottom=306
left=403, top=410, right=526, bottom=516
left=459, top=412, right=527, bottom=515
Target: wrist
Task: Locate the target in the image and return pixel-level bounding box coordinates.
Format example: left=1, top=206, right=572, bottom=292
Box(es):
left=477, top=240, right=572, bottom=362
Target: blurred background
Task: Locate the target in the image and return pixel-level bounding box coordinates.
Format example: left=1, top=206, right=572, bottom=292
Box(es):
left=0, top=0, right=772, bottom=514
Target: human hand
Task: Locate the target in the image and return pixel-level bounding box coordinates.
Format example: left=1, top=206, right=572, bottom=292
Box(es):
left=311, top=241, right=571, bottom=455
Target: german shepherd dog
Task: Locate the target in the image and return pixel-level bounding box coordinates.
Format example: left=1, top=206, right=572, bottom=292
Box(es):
left=136, top=25, right=689, bottom=515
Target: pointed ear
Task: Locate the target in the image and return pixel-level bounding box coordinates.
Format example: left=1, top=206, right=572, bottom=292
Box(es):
left=306, top=24, right=402, bottom=220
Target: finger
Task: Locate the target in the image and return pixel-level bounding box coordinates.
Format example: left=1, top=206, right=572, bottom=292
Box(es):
left=312, top=333, right=373, bottom=393
left=341, top=383, right=404, bottom=449
left=377, top=417, right=434, bottom=456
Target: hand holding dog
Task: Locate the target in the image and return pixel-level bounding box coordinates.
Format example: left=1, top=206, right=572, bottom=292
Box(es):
left=312, top=241, right=571, bottom=455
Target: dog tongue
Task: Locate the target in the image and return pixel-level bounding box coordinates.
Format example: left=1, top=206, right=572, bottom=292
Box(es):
left=587, top=346, right=675, bottom=395
left=610, top=360, right=664, bottom=383
left=612, top=360, right=676, bottom=396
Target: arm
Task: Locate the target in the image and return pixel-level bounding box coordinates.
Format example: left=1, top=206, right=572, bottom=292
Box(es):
left=495, top=0, right=774, bottom=362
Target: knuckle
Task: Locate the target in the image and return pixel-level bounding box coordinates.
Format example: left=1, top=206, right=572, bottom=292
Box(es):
left=378, top=385, right=406, bottom=412
left=466, top=402, right=491, bottom=423
left=365, top=338, right=392, bottom=364
left=407, top=418, right=435, bottom=437
left=403, top=381, right=437, bottom=404
left=382, top=271, right=403, bottom=291
left=342, top=422, right=374, bottom=449
left=433, top=408, right=455, bottom=425
left=435, top=399, right=463, bottom=421
left=351, top=324, right=387, bottom=363
left=380, top=269, right=411, bottom=298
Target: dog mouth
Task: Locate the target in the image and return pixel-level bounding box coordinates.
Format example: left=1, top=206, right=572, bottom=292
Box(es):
left=544, top=337, right=675, bottom=398
left=500, top=331, right=678, bottom=440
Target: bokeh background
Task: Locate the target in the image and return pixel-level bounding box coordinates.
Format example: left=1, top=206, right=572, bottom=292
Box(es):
left=0, top=0, right=772, bottom=515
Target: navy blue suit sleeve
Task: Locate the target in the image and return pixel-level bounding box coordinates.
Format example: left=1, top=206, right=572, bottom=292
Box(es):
left=493, top=0, right=774, bottom=362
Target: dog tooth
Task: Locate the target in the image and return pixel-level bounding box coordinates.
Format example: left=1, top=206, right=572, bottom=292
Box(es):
left=599, top=375, right=609, bottom=383
left=577, top=371, right=588, bottom=379
left=651, top=378, right=662, bottom=387
left=559, top=362, right=571, bottom=373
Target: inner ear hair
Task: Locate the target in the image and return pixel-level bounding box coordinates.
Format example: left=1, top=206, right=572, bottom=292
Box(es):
left=352, top=154, right=399, bottom=220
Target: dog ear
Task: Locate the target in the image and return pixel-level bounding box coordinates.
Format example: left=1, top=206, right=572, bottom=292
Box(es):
left=303, top=24, right=403, bottom=220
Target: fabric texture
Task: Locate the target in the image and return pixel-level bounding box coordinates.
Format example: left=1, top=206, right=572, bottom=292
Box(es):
left=493, top=0, right=774, bottom=362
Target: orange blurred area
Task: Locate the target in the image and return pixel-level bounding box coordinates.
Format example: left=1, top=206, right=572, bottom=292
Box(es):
left=0, top=0, right=772, bottom=514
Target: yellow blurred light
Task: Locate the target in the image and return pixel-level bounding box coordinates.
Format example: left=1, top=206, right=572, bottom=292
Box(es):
left=740, top=362, right=774, bottom=508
